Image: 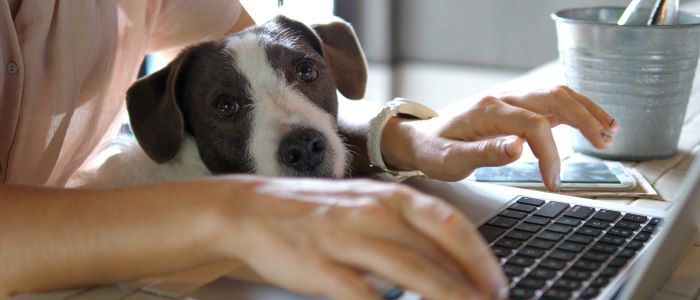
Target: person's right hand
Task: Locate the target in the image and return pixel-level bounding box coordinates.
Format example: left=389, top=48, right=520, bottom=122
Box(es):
left=211, top=176, right=507, bottom=300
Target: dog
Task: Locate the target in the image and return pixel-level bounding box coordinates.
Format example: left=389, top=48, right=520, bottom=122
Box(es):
left=68, top=16, right=368, bottom=188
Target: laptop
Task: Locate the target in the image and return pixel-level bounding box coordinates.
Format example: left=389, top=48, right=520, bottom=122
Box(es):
left=188, top=157, right=700, bottom=300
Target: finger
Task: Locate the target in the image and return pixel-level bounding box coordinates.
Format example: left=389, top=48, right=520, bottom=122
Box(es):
left=466, top=99, right=561, bottom=190
left=557, top=85, right=619, bottom=132
left=455, top=136, right=524, bottom=174
left=317, top=262, right=383, bottom=300
left=502, top=86, right=614, bottom=148
left=398, top=195, right=508, bottom=300
left=336, top=206, right=463, bottom=277
left=317, top=231, right=476, bottom=300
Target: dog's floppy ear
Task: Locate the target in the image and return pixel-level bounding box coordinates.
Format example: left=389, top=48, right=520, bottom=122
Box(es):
left=312, top=18, right=368, bottom=100
left=126, top=52, right=190, bottom=163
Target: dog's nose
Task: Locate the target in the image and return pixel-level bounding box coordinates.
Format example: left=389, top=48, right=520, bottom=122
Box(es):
left=279, top=128, right=326, bottom=172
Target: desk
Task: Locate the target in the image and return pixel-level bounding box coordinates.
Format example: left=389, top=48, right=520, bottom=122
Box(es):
left=5, top=62, right=700, bottom=300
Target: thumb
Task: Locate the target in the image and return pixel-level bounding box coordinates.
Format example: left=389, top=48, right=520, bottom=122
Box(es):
left=462, top=136, right=524, bottom=169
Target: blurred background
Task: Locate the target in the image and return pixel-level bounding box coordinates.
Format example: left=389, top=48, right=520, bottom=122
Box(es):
left=238, top=0, right=700, bottom=108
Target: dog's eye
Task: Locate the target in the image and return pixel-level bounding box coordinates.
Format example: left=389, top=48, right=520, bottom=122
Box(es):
left=214, top=98, right=239, bottom=118
left=296, top=61, right=318, bottom=82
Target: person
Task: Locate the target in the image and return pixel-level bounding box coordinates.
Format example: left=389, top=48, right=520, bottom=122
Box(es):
left=0, top=1, right=618, bottom=299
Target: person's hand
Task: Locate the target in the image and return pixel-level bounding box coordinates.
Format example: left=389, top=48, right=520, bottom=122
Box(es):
left=381, top=85, right=619, bottom=191
left=213, top=176, right=507, bottom=300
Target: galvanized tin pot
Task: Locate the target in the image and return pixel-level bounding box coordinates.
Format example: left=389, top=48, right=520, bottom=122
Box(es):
left=553, top=7, right=700, bottom=160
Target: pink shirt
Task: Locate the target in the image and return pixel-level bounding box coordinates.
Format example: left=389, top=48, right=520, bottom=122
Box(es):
left=1, top=0, right=242, bottom=186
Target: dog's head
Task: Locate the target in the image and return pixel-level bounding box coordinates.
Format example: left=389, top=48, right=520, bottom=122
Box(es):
left=126, top=16, right=367, bottom=178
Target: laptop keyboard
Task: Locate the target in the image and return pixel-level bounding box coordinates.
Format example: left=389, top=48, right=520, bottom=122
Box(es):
left=477, top=196, right=661, bottom=300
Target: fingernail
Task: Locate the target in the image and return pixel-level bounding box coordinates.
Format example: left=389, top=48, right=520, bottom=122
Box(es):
left=503, top=137, right=521, bottom=158
left=608, top=118, right=620, bottom=133
left=552, top=174, right=561, bottom=192
left=600, top=129, right=613, bottom=142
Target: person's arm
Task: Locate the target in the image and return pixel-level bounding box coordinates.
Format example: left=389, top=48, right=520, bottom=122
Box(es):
left=0, top=181, right=238, bottom=295
left=0, top=176, right=506, bottom=299
left=343, top=85, right=619, bottom=191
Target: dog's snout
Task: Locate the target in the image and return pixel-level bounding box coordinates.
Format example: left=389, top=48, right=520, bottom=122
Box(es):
left=279, top=128, right=326, bottom=172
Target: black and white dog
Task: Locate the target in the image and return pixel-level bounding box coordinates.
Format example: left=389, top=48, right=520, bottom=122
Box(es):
left=69, top=16, right=367, bottom=188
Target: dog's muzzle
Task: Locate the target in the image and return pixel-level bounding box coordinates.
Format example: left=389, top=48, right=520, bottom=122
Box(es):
left=278, top=127, right=329, bottom=176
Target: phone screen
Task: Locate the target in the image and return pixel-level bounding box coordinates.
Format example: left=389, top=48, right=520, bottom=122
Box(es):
left=474, top=162, right=622, bottom=184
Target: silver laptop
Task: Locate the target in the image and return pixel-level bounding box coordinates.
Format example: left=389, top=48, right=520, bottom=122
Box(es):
left=188, top=158, right=700, bottom=300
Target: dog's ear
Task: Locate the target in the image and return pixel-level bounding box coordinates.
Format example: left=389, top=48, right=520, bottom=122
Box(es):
left=311, top=18, right=368, bottom=100
left=126, top=51, right=190, bottom=163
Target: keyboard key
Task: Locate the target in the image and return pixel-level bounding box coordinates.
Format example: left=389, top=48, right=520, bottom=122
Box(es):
left=382, top=287, right=404, bottom=300
left=642, top=224, right=656, bottom=233
left=540, top=258, right=567, bottom=270
left=564, top=269, right=592, bottom=281
left=580, top=287, right=600, bottom=299
left=549, top=250, right=576, bottom=261
left=487, top=216, right=519, bottom=228
left=534, top=201, right=570, bottom=218
left=539, top=231, right=565, bottom=241
left=508, top=255, right=536, bottom=267
left=519, top=247, right=545, bottom=258
left=650, top=217, right=661, bottom=225
left=559, top=241, right=586, bottom=253
left=509, top=203, right=537, bottom=213
left=528, top=238, right=556, bottom=249
left=600, top=234, right=626, bottom=246
left=601, top=266, right=619, bottom=277
left=573, top=259, right=601, bottom=271
left=616, top=220, right=640, bottom=230
left=608, top=257, right=628, bottom=268
left=617, top=248, right=636, bottom=259
left=495, top=238, right=522, bottom=249
left=622, top=213, right=648, bottom=223
left=503, top=263, right=524, bottom=277
left=517, top=197, right=545, bottom=207
left=547, top=223, right=573, bottom=234
left=567, top=234, right=594, bottom=244
left=492, top=246, right=513, bottom=258
left=582, top=250, right=610, bottom=262
left=577, top=226, right=603, bottom=237
left=584, top=219, right=610, bottom=229
left=506, top=230, right=533, bottom=241
left=608, top=226, right=634, bottom=237
left=592, top=242, right=618, bottom=253
left=627, top=240, right=644, bottom=250
left=478, top=225, right=506, bottom=243
left=525, top=215, right=551, bottom=225
left=542, top=289, right=571, bottom=300
left=592, top=209, right=621, bottom=222
left=529, top=267, right=557, bottom=280
left=635, top=232, right=651, bottom=242
left=515, top=222, right=542, bottom=233
left=591, top=276, right=610, bottom=287
left=509, top=287, right=534, bottom=299
left=517, top=276, right=547, bottom=290
left=555, top=216, right=581, bottom=226
left=499, top=209, right=527, bottom=220
left=552, top=278, right=582, bottom=290
left=564, top=205, right=594, bottom=219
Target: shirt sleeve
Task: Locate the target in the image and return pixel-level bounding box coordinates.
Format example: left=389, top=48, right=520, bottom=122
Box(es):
left=147, top=0, right=242, bottom=52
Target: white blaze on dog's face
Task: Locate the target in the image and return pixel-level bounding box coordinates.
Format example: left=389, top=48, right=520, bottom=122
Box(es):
left=230, top=32, right=345, bottom=177
left=125, top=16, right=367, bottom=178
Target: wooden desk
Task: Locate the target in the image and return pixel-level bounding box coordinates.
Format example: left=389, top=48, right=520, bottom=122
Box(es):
left=4, top=61, right=700, bottom=300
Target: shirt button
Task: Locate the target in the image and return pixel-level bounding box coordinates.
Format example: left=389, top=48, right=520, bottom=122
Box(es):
left=6, top=61, right=18, bottom=74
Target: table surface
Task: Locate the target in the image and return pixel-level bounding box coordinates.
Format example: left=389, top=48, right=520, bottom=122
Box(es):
left=4, top=61, right=700, bottom=300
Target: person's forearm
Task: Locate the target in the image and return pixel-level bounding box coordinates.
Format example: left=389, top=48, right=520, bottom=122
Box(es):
left=0, top=180, right=247, bottom=295
left=338, top=100, right=417, bottom=177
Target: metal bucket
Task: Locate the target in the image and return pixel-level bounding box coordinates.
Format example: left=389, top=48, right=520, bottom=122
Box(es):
left=552, top=7, right=700, bottom=160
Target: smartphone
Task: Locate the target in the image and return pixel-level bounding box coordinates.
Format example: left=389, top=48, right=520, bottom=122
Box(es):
left=472, top=161, right=637, bottom=191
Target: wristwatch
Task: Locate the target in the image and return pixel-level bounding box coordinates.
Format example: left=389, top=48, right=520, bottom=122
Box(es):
left=368, top=98, right=439, bottom=182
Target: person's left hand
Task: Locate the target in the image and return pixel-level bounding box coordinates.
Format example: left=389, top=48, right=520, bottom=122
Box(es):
left=381, top=85, right=618, bottom=191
